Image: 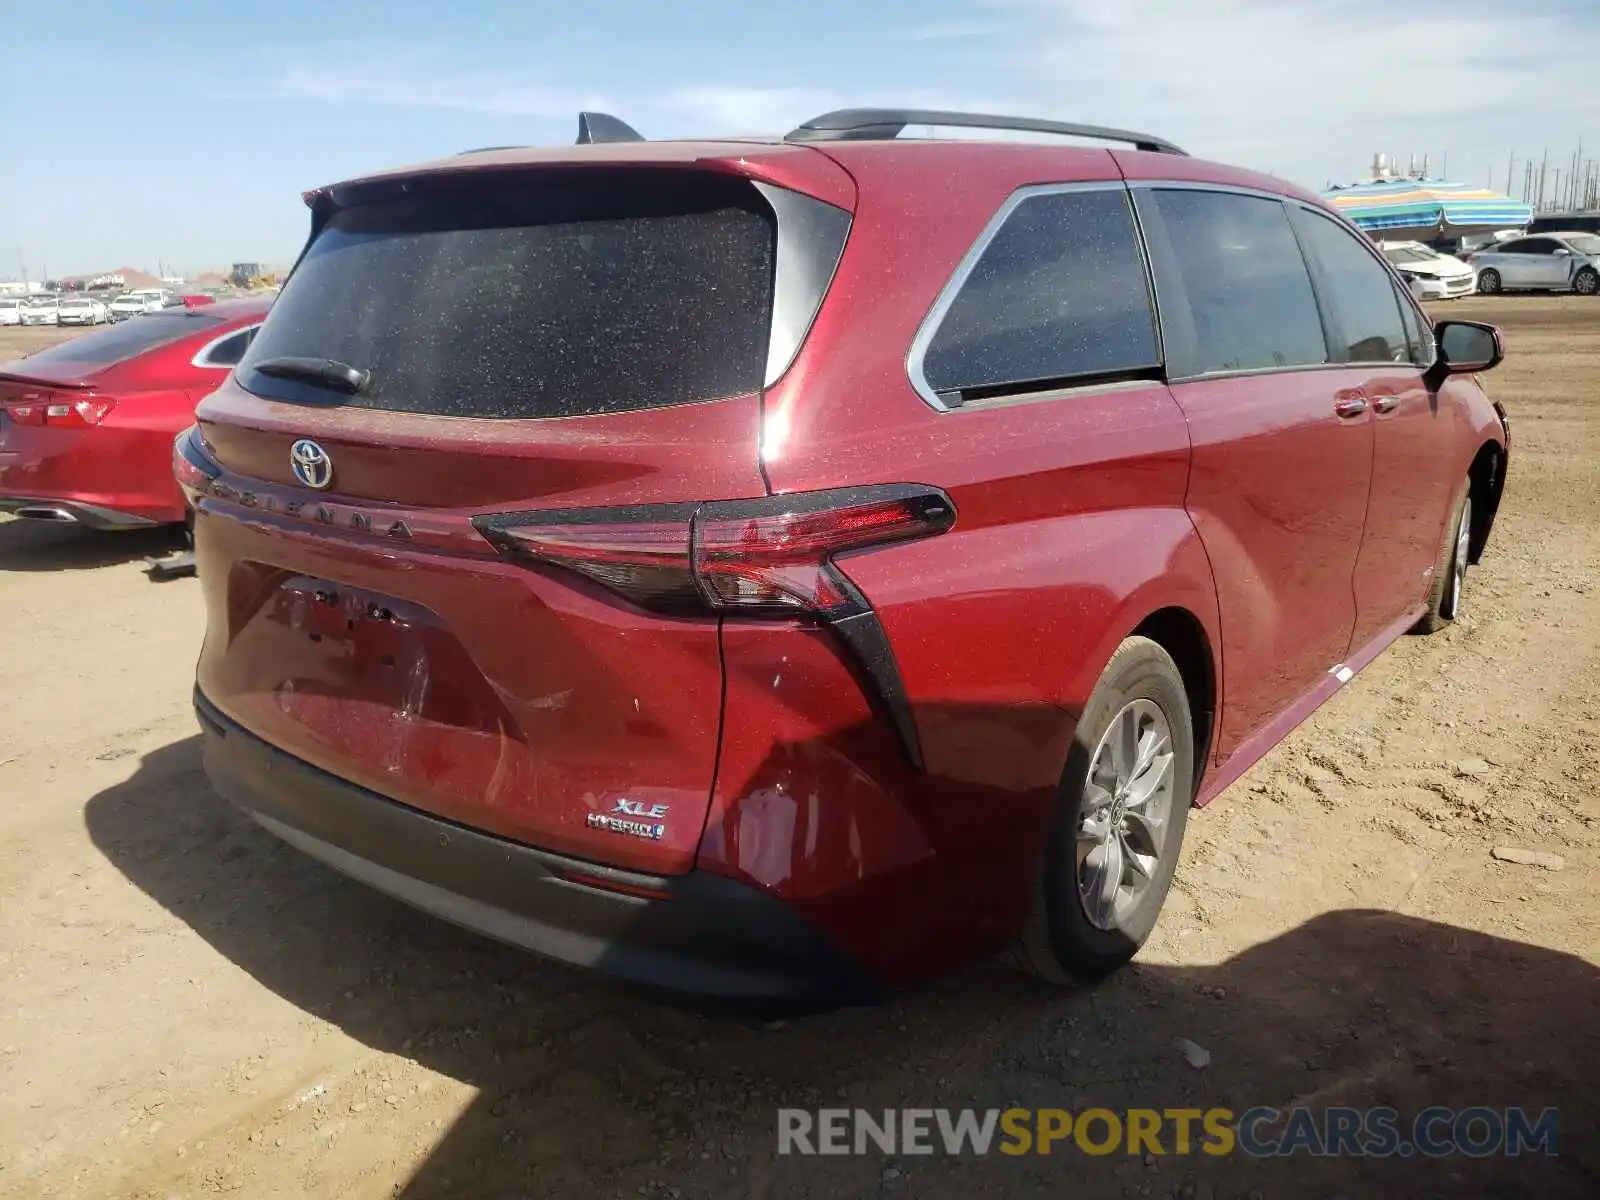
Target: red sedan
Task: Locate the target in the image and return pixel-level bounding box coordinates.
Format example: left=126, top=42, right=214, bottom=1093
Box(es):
left=0, top=298, right=270, bottom=529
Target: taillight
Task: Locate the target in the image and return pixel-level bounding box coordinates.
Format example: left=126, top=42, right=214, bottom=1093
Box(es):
left=476, top=504, right=701, bottom=613
left=475, top=486, right=954, bottom=620
left=3, top=395, right=114, bottom=427
left=474, top=485, right=956, bottom=767
left=173, top=424, right=221, bottom=502
left=693, top=489, right=955, bottom=617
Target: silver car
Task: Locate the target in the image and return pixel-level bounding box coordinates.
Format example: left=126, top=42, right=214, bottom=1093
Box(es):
left=1469, top=231, right=1600, bottom=296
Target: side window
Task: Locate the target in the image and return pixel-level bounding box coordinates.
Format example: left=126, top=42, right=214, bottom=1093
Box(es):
left=918, top=188, right=1159, bottom=402
left=1395, top=284, right=1434, bottom=368
left=198, top=326, right=259, bottom=367
left=1137, top=189, right=1328, bottom=376
left=1296, top=212, right=1411, bottom=365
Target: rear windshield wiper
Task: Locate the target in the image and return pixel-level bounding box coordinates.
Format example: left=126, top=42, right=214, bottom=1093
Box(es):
left=252, top=356, right=373, bottom=396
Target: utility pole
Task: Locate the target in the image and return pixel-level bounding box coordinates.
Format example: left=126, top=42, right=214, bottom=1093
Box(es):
left=1507, top=150, right=1515, bottom=197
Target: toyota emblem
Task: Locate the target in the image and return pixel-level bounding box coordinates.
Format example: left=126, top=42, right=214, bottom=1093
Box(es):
left=289, top=439, right=333, bottom=490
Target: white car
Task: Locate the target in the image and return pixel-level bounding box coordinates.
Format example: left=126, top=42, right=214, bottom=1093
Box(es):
left=128, top=288, right=170, bottom=310
left=0, top=298, right=21, bottom=327
left=108, top=294, right=157, bottom=322
left=20, top=297, right=60, bottom=326
left=1468, top=231, right=1600, bottom=296
left=55, top=295, right=109, bottom=326
left=1380, top=241, right=1477, bottom=300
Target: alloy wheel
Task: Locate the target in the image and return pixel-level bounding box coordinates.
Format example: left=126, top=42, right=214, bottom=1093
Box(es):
left=1076, top=699, right=1177, bottom=931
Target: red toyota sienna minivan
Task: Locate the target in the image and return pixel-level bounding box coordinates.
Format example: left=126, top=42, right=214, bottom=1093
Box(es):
left=184, top=109, right=1510, bottom=1009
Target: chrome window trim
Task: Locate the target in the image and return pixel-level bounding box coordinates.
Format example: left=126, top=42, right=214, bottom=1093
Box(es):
left=191, top=323, right=263, bottom=370
left=904, top=179, right=1139, bottom=412
left=1125, top=178, right=1305, bottom=204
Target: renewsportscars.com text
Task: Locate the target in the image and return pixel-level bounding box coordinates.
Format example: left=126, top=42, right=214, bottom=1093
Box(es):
left=777, top=1106, right=1558, bottom=1158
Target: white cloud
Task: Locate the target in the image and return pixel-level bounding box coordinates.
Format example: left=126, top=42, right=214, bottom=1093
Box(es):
left=663, top=86, right=844, bottom=134
left=994, top=0, right=1600, bottom=191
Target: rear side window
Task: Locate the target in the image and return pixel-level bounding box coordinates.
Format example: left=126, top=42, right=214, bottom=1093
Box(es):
left=1137, top=189, right=1328, bottom=376
left=239, top=172, right=776, bottom=419
left=17, top=312, right=222, bottom=366
left=195, top=326, right=259, bottom=368
left=1296, top=212, right=1410, bottom=364
left=917, top=187, right=1159, bottom=403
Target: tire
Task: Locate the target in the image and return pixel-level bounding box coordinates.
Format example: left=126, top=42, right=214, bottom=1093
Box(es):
left=1575, top=268, right=1600, bottom=297
left=1414, top=481, right=1472, bottom=634
left=1477, top=268, right=1502, bottom=295
left=1009, top=636, right=1195, bottom=984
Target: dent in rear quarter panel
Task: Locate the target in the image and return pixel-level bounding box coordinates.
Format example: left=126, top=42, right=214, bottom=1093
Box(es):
left=723, top=383, right=1221, bottom=985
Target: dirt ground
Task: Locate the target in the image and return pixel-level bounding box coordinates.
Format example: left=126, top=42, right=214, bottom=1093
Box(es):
left=1, top=298, right=1596, bottom=1199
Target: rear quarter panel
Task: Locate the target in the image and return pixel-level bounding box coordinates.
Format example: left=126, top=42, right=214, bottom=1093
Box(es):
left=722, top=146, right=1223, bottom=979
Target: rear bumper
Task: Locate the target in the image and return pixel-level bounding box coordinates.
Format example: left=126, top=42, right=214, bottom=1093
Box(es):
left=0, top=420, right=189, bottom=525
left=194, top=689, right=883, bottom=1012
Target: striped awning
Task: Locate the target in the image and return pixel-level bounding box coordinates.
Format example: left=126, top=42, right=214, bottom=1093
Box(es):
left=1320, top=179, right=1532, bottom=238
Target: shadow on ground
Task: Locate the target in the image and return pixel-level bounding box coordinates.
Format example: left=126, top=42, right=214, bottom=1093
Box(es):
left=0, top=517, right=185, bottom=572
left=86, top=737, right=1597, bottom=1199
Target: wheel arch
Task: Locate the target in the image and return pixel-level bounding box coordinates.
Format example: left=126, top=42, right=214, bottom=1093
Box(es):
left=1130, top=606, right=1218, bottom=796
left=1467, top=439, right=1505, bottom=564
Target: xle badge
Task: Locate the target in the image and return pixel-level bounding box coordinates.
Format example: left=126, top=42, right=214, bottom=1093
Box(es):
left=586, top=798, right=669, bottom=841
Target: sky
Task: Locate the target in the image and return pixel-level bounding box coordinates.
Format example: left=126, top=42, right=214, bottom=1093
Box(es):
left=2, top=0, right=1598, bottom=278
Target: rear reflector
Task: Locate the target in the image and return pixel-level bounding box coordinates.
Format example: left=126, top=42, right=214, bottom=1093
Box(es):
left=473, top=485, right=956, bottom=768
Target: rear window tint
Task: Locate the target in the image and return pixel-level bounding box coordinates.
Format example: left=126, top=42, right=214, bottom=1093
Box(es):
left=919, top=187, right=1159, bottom=401
left=239, top=172, right=776, bottom=419
left=18, top=312, right=221, bottom=366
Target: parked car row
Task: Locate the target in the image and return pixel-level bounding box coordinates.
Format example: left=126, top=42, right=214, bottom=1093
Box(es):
left=0, top=288, right=175, bottom=327
left=0, top=108, right=1514, bottom=1009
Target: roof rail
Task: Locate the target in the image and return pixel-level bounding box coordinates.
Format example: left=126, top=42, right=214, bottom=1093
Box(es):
left=784, top=108, right=1186, bottom=155
left=577, top=111, right=645, bottom=145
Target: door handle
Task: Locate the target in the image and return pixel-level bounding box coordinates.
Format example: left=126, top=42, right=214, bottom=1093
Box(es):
left=1372, top=394, right=1402, bottom=414
left=1334, top=395, right=1369, bottom=418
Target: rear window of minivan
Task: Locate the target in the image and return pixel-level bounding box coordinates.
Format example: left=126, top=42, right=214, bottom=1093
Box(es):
left=239, top=171, right=777, bottom=420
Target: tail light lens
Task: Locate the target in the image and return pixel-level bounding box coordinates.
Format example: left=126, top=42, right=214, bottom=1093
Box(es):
left=693, top=489, right=956, bottom=616
left=3, top=395, right=114, bottom=427
left=475, top=486, right=955, bottom=768
left=474, top=486, right=954, bottom=621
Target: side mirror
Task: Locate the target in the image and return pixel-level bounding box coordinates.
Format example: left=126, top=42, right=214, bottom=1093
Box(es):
left=1434, top=320, right=1504, bottom=374
left=1554, top=247, right=1573, bottom=256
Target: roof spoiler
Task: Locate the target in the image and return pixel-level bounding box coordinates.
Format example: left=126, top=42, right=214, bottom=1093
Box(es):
left=577, top=111, right=645, bottom=145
